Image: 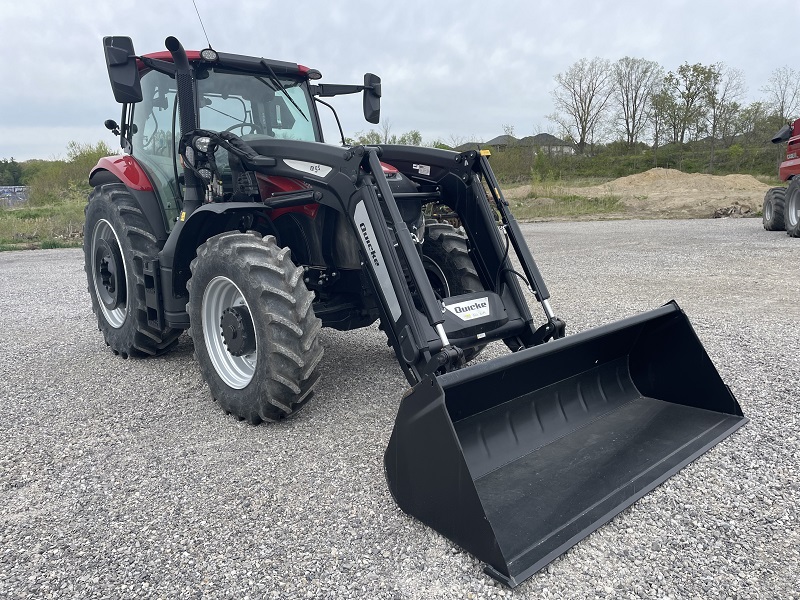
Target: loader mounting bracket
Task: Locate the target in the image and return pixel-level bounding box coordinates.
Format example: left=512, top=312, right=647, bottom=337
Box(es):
left=530, top=317, right=566, bottom=345
left=421, top=346, right=465, bottom=377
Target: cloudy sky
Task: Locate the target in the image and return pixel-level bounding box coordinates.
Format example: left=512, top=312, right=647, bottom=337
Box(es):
left=0, top=0, right=796, bottom=160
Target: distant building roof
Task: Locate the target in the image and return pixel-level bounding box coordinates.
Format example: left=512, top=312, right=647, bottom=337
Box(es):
left=454, top=142, right=483, bottom=152
left=530, top=133, right=570, bottom=146
left=483, top=134, right=517, bottom=146
left=453, top=134, right=573, bottom=152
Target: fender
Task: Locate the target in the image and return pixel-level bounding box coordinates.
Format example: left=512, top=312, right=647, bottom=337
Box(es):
left=89, top=156, right=170, bottom=242
left=158, top=202, right=279, bottom=327
left=90, top=155, right=154, bottom=191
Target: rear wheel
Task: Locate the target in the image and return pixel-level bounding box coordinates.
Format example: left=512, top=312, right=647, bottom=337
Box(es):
left=762, top=187, right=786, bottom=231
left=187, top=231, right=323, bottom=423
left=785, top=180, right=800, bottom=237
left=84, top=183, right=180, bottom=358
left=423, top=221, right=485, bottom=362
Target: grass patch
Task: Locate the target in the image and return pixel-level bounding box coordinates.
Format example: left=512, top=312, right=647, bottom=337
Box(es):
left=40, top=239, right=74, bottom=249
left=0, top=195, right=85, bottom=251
left=753, top=175, right=785, bottom=187
left=512, top=181, right=623, bottom=219
left=536, top=176, right=616, bottom=188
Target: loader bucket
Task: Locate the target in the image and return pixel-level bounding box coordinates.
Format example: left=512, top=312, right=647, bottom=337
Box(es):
left=384, top=302, right=746, bottom=588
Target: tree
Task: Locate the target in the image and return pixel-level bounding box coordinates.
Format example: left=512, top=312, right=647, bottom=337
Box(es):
left=380, top=120, right=393, bottom=144
left=736, top=101, right=771, bottom=146
left=762, top=66, right=800, bottom=123
left=430, top=140, right=452, bottom=150
left=0, top=158, right=23, bottom=186
left=396, top=130, right=422, bottom=145
left=703, top=63, right=746, bottom=169
left=352, top=130, right=383, bottom=145
left=548, top=58, right=614, bottom=154
left=662, top=63, right=716, bottom=144
left=350, top=129, right=422, bottom=146
left=651, top=84, right=682, bottom=145
left=612, top=57, right=662, bottom=149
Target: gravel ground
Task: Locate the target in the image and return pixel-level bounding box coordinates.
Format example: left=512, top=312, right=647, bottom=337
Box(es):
left=0, top=217, right=798, bottom=599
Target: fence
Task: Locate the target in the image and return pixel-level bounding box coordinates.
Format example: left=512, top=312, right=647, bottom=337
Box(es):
left=0, top=186, right=29, bottom=208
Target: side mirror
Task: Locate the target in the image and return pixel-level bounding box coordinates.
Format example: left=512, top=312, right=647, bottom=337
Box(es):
left=103, top=36, right=142, bottom=104
left=363, top=73, right=381, bottom=124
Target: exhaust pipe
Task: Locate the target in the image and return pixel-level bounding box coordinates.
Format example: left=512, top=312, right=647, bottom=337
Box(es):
left=165, top=36, right=202, bottom=213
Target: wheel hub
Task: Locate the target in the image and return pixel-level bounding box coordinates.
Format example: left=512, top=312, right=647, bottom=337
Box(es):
left=220, top=306, right=256, bottom=357
left=94, top=237, right=126, bottom=310
left=789, top=194, right=799, bottom=228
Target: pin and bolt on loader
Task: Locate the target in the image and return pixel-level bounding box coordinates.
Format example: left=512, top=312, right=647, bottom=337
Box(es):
left=88, top=35, right=747, bottom=587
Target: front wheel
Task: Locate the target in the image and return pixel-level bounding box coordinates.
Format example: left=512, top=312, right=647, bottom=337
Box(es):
left=762, top=187, right=786, bottom=231
left=187, top=231, right=323, bottom=423
left=785, top=180, right=800, bottom=237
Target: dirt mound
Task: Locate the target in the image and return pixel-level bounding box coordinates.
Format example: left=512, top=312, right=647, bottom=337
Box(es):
left=598, top=168, right=768, bottom=193
left=577, top=168, right=770, bottom=218
left=508, top=168, right=771, bottom=219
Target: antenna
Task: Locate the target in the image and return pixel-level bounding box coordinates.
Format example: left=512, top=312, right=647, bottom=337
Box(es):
left=192, top=0, right=213, bottom=48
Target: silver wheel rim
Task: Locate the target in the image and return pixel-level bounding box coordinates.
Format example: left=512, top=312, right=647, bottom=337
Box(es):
left=202, top=276, right=257, bottom=389
left=788, top=192, right=799, bottom=228
left=765, top=199, right=773, bottom=221
left=91, top=219, right=128, bottom=328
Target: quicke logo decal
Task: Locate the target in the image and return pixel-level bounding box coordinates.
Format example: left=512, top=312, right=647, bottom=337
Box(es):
left=445, top=297, right=491, bottom=321
left=359, top=223, right=380, bottom=266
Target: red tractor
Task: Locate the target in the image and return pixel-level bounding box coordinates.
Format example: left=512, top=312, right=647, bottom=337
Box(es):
left=763, top=118, right=800, bottom=236
left=87, top=35, right=746, bottom=587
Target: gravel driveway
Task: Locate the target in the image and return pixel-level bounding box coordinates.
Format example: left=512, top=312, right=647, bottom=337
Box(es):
left=1, top=218, right=798, bottom=599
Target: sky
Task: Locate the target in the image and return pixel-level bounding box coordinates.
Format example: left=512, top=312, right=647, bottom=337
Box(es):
left=0, top=0, right=798, bottom=161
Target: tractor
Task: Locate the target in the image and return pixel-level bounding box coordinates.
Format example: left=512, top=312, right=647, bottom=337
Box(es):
left=87, top=36, right=746, bottom=587
left=763, top=118, right=800, bottom=236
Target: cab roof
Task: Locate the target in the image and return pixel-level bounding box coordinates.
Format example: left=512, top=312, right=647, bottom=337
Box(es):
left=140, top=50, right=313, bottom=78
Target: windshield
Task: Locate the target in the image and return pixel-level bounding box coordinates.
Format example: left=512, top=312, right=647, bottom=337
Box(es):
left=197, top=69, right=320, bottom=142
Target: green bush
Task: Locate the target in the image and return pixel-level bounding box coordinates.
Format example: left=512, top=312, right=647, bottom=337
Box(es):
left=26, top=141, right=112, bottom=206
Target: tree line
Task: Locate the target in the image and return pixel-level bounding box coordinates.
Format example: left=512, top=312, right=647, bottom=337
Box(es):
left=0, top=158, right=23, bottom=186
left=548, top=58, right=798, bottom=168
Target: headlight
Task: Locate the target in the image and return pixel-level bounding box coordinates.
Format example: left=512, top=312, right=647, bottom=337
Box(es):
left=197, top=168, right=213, bottom=182
left=194, top=136, right=211, bottom=153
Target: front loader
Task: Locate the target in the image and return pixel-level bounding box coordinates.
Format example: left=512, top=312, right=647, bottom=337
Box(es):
left=88, top=36, right=746, bottom=587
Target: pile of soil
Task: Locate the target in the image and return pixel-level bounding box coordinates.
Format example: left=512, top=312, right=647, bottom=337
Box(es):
left=508, top=168, right=771, bottom=219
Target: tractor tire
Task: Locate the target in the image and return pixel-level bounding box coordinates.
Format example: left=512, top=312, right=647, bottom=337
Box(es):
left=187, top=231, right=323, bottom=424
left=84, top=183, right=181, bottom=358
left=785, top=180, right=800, bottom=237
left=422, top=221, right=485, bottom=362
left=762, top=187, right=786, bottom=231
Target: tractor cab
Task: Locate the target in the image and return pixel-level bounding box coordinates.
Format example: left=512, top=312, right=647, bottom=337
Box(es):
left=100, top=37, right=379, bottom=231
left=127, top=59, right=323, bottom=226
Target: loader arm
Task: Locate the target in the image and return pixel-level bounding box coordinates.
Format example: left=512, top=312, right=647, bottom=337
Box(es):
left=352, top=146, right=567, bottom=383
